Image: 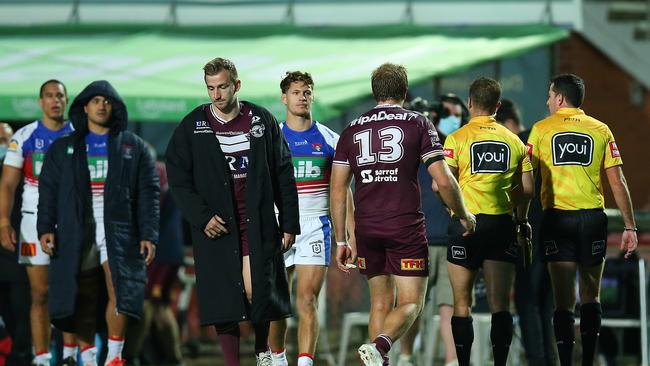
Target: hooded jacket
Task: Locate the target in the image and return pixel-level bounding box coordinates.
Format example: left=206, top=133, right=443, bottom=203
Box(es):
left=166, top=101, right=299, bottom=325
left=37, top=80, right=159, bottom=325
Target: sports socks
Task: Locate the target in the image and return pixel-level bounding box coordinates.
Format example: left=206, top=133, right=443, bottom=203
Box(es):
left=33, top=351, right=52, bottom=366
left=372, top=334, right=393, bottom=356
left=271, top=348, right=288, bottom=366
left=490, top=311, right=513, bottom=366
left=216, top=323, right=241, bottom=366
left=105, top=336, right=124, bottom=364
left=297, top=353, right=314, bottom=366
left=553, top=310, right=575, bottom=366
left=580, top=302, right=602, bottom=366
left=63, top=343, right=79, bottom=360
left=451, top=316, right=473, bottom=366
left=81, top=345, right=98, bottom=366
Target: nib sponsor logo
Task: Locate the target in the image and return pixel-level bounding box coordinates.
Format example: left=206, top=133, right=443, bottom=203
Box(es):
left=400, top=258, right=425, bottom=271
left=293, top=157, right=326, bottom=180
left=552, top=132, right=593, bottom=166
left=470, top=141, right=510, bottom=174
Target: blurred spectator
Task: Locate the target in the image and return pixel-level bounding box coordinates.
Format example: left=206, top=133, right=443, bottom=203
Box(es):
left=495, top=99, right=524, bottom=135
left=125, top=148, right=183, bottom=366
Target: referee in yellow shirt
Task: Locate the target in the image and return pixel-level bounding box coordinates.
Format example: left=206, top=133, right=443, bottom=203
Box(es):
left=444, top=77, right=534, bottom=366
left=527, top=73, right=637, bottom=366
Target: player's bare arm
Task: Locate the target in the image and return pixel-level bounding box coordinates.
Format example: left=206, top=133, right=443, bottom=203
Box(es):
left=0, top=165, right=21, bottom=251
left=428, top=160, right=476, bottom=236
left=605, top=165, right=637, bottom=258
left=330, top=164, right=356, bottom=273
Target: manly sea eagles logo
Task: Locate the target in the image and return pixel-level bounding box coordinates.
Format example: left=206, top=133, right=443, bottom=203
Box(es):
left=552, top=132, right=593, bottom=166
left=250, top=116, right=265, bottom=138
left=470, top=141, right=510, bottom=174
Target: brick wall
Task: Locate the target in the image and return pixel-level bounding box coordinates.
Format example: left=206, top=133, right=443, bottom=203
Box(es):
left=556, top=32, right=650, bottom=210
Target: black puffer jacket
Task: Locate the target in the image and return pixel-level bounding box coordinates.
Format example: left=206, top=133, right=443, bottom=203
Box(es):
left=38, top=80, right=159, bottom=325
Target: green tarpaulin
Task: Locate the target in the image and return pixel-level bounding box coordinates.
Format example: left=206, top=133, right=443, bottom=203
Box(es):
left=0, top=24, right=567, bottom=122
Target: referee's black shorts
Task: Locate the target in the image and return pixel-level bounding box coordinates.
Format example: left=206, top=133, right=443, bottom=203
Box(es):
left=542, top=209, right=608, bottom=266
left=447, top=214, right=518, bottom=270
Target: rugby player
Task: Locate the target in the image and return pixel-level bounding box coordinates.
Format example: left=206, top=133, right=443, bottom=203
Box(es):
left=528, top=74, right=637, bottom=366
left=330, top=63, right=475, bottom=366
left=269, top=71, right=354, bottom=366
left=0, top=80, right=78, bottom=366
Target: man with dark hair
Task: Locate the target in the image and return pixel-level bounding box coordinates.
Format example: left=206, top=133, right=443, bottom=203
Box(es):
left=38, top=80, right=159, bottom=366
left=331, top=63, right=475, bottom=366
left=528, top=73, right=637, bottom=366
left=269, top=71, right=354, bottom=366
left=0, top=80, right=79, bottom=366
left=443, top=77, right=534, bottom=366
left=166, top=57, right=299, bottom=366
left=495, top=99, right=523, bottom=135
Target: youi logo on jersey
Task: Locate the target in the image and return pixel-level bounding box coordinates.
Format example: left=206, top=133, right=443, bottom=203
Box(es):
left=470, top=141, right=510, bottom=174
left=552, top=132, right=593, bottom=166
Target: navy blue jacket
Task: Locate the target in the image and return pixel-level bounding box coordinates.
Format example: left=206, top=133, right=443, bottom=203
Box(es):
left=38, top=80, right=159, bottom=324
left=418, top=164, right=451, bottom=246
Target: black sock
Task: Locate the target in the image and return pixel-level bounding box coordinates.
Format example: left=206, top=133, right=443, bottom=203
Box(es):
left=553, top=310, right=575, bottom=366
left=580, top=303, right=602, bottom=366
left=253, top=321, right=270, bottom=354
left=490, top=311, right=513, bottom=366
left=451, top=316, right=474, bottom=366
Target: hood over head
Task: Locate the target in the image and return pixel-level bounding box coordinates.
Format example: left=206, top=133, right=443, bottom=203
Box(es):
left=69, top=80, right=128, bottom=134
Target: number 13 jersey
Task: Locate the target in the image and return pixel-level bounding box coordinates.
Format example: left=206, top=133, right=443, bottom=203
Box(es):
left=333, top=104, right=444, bottom=243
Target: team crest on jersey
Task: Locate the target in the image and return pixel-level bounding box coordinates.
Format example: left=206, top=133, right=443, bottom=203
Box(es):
left=401, top=258, right=425, bottom=271
left=552, top=132, right=593, bottom=166
left=357, top=257, right=367, bottom=269
left=470, top=141, right=510, bottom=174
left=35, top=138, right=44, bottom=149
left=250, top=121, right=265, bottom=138
left=123, top=144, right=133, bottom=159
left=609, top=141, right=620, bottom=158
left=312, top=143, right=322, bottom=152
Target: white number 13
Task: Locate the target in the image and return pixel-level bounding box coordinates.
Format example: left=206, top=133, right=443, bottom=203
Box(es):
left=353, top=127, right=404, bottom=166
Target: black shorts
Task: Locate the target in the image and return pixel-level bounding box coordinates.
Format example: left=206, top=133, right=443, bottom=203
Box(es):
left=542, top=209, right=607, bottom=266
left=447, top=214, right=518, bottom=270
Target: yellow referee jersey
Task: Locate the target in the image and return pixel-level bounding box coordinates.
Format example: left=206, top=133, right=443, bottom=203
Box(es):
left=527, top=107, right=622, bottom=211
left=444, top=116, right=533, bottom=215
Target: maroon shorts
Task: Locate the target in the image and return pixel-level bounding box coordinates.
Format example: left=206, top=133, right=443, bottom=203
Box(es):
left=355, top=233, right=429, bottom=277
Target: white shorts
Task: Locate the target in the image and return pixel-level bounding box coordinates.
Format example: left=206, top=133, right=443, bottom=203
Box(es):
left=18, top=212, right=49, bottom=265
left=284, top=215, right=331, bottom=267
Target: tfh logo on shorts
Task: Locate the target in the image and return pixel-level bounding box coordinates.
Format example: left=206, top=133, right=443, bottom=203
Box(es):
left=552, top=132, right=593, bottom=166
left=544, top=240, right=559, bottom=255
left=470, top=141, right=510, bottom=174
left=451, top=246, right=467, bottom=259
left=20, top=242, right=37, bottom=257
left=592, top=240, right=605, bottom=255
left=357, top=257, right=367, bottom=269
left=401, top=258, right=425, bottom=271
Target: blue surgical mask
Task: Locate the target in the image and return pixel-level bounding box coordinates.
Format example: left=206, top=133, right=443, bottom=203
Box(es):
left=0, top=145, right=8, bottom=161
left=437, top=115, right=461, bottom=136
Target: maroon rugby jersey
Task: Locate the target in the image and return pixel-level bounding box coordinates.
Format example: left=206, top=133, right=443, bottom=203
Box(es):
left=205, top=103, right=252, bottom=228
left=333, top=104, right=444, bottom=244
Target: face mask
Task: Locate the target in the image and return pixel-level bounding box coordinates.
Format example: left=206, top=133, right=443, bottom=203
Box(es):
left=0, top=145, right=8, bottom=161
left=437, top=115, right=461, bottom=136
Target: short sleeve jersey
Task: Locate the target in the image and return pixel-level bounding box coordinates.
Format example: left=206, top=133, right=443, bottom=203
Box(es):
left=280, top=121, right=339, bottom=217
left=333, top=104, right=444, bottom=244
left=205, top=103, right=252, bottom=226
left=3, top=120, right=74, bottom=213
left=527, top=107, right=622, bottom=210
left=443, top=116, right=532, bottom=216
